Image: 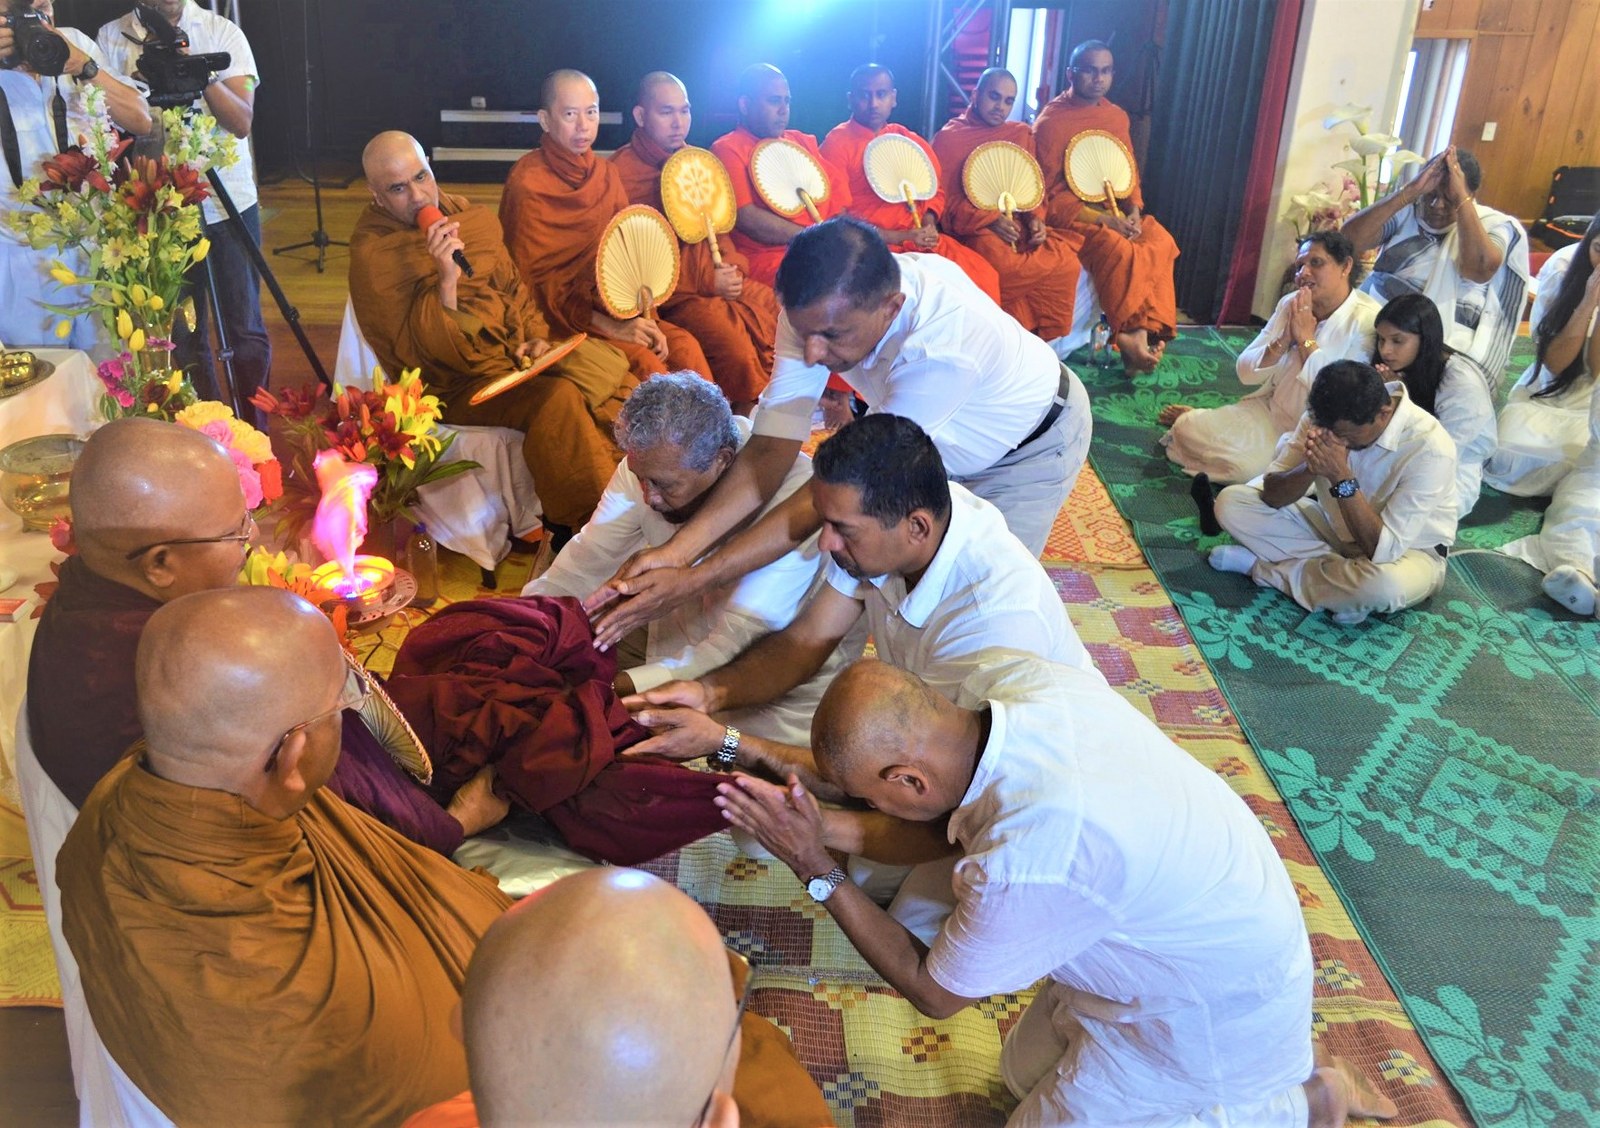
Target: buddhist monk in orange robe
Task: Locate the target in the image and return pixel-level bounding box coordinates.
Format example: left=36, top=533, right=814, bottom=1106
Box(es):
left=351, top=131, right=633, bottom=532
left=821, top=64, right=1002, bottom=305
left=58, top=588, right=514, bottom=1126
left=1034, top=40, right=1180, bottom=373
left=933, top=68, right=1083, bottom=340
left=500, top=69, right=712, bottom=385
left=711, top=63, right=853, bottom=287
left=402, top=870, right=833, bottom=1128
left=613, top=71, right=779, bottom=415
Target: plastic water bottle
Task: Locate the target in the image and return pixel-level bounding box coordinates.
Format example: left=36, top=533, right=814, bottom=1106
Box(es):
left=1090, top=314, right=1113, bottom=369
left=404, top=522, right=439, bottom=607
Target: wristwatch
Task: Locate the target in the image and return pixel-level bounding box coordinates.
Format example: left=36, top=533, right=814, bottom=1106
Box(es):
left=710, top=725, right=740, bottom=770
left=805, top=866, right=848, bottom=903
left=73, top=58, right=99, bottom=85
left=1331, top=477, right=1360, bottom=499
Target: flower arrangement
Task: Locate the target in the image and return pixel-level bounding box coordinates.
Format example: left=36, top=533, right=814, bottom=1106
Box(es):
left=6, top=85, right=236, bottom=414
left=1284, top=104, right=1423, bottom=240
left=241, top=546, right=349, bottom=641
left=173, top=400, right=282, bottom=510
left=252, top=368, right=477, bottom=540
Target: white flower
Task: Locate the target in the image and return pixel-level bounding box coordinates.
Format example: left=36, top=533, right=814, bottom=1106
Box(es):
left=1349, top=133, right=1401, bottom=158
left=1322, top=103, right=1372, bottom=132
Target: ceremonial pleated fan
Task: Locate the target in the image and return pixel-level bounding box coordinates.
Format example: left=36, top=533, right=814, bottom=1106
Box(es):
left=864, top=133, right=938, bottom=223
left=962, top=140, right=1045, bottom=219
left=751, top=138, right=829, bottom=223
left=660, top=146, right=738, bottom=265
left=468, top=333, right=588, bottom=406
left=347, top=657, right=433, bottom=785
left=596, top=205, right=681, bottom=320
left=1063, top=129, right=1137, bottom=217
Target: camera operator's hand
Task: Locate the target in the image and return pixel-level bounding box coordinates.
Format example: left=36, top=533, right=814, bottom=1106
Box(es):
left=426, top=214, right=466, bottom=309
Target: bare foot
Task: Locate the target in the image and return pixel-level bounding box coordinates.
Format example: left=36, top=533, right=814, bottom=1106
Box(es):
left=1158, top=403, right=1194, bottom=427
left=1148, top=334, right=1169, bottom=368
left=1117, top=328, right=1157, bottom=373
left=1304, top=1067, right=1349, bottom=1128
left=1305, top=1053, right=1399, bottom=1125
left=447, top=765, right=511, bottom=836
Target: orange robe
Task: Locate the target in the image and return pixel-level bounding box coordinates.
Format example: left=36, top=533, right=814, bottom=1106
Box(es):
left=500, top=138, right=712, bottom=382
left=611, top=130, right=779, bottom=404
left=400, top=952, right=833, bottom=1128
left=931, top=110, right=1083, bottom=339
left=1033, top=93, right=1179, bottom=342
left=820, top=118, right=1002, bottom=305
left=711, top=125, right=853, bottom=287
left=59, top=754, right=513, bottom=1127
left=349, top=192, right=633, bottom=528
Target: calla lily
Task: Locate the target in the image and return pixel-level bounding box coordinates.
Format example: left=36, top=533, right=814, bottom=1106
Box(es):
left=1333, top=158, right=1370, bottom=178
left=1389, top=149, right=1425, bottom=168
left=1350, top=133, right=1401, bottom=157
left=1322, top=103, right=1372, bottom=131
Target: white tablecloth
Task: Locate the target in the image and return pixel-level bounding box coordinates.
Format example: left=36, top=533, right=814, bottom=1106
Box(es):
left=0, top=348, right=98, bottom=800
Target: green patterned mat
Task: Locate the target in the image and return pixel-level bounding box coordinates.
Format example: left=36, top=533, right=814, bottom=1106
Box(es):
left=1077, top=328, right=1600, bottom=1128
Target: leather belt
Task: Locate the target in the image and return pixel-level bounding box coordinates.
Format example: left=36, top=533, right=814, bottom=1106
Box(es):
left=1014, top=365, right=1074, bottom=453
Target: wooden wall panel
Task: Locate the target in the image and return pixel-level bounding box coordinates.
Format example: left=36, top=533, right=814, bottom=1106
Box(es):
left=1415, top=0, right=1600, bottom=224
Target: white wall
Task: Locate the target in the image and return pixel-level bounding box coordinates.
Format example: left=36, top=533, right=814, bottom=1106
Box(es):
left=1249, top=0, right=1421, bottom=319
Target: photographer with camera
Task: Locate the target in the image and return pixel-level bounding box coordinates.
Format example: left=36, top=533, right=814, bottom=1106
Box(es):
left=98, top=0, right=268, bottom=425
left=0, top=0, right=150, bottom=348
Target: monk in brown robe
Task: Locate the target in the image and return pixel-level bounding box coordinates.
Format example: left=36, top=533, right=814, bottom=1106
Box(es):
left=58, top=587, right=514, bottom=1126
left=500, top=69, right=711, bottom=385
left=403, top=869, right=834, bottom=1128
left=821, top=64, right=1002, bottom=304
left=26, top=417, right=501, bottom=852
left=932, top=68, right=1083, bottom=340
left=1034, top=40, right=1180, bottom=373
left=711, top=63, right=853, bottom=286
left=351, top=130, right=633, bottom=532
left=613, top=71, right=779, bottom=415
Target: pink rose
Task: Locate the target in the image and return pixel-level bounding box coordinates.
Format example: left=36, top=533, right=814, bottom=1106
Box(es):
left=199, top=419, right=265, bottom=507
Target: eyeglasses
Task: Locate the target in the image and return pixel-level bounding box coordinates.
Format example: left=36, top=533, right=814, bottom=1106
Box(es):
left=691, top=951, right=753, bottom=1127
left=262, top=675, right=371, bottom=773
left=124, top=511, right=256, bottom=561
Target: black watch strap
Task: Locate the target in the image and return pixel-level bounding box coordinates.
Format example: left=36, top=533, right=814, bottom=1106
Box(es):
left=74, top=58, right=99, bottom=85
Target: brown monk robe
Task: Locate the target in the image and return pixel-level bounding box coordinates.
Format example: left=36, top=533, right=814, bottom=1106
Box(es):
left=932, top=68, right=1083, bottom=340
left=612, top=71, right=779, bottom=414
left=1034, top=40, right=1179, bottom=373
left=58, top=589, right=513, bottom=1126
left=820, top=64, right=1002, bottom=305
left=351, top=131, right=633, bottom=530
left=403, top=869, right=834, bottom=1128
left=501, top=69, right=712, bottom=385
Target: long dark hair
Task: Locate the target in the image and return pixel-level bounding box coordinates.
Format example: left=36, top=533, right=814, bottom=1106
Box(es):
left=1535, top=211, right=1600, bottom=399
left=1373, top=292, right=1446, bottom=415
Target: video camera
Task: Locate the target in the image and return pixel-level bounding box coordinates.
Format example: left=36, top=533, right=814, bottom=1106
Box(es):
left=126, top=2, right=229, bottom=108
left=1, top=3, right=71, bottom=76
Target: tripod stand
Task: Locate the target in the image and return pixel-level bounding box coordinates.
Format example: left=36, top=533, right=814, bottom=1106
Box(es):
left=271, top=0, right=346, bottom=273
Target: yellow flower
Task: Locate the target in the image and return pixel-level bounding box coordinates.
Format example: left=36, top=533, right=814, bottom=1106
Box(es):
left=115, top=308, right=133, bottom=339
left=145, top=402, right=159, bottom=414
left=49, top=263, right=78, bottom=285
left=225, top=418, right=273, bottom=464
left=148, top=294, right=165, bottom=311
left=53, top=319, right=72, bottom=339
left=175, top=400, right=234, bottom=430
left=128, top=328, right=146, bottom=352
left=165, top=371, right=183, bottom=394
left=129, top=283, right=148, bottom=306
left=192, top=237, right=211, bottom=263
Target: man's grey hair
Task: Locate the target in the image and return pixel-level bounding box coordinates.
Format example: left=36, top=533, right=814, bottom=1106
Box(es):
left=614, top=372, right=740, bottom=471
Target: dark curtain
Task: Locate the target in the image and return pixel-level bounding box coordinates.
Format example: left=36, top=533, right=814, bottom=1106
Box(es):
left=1143, top=0, right=1288, bottom=325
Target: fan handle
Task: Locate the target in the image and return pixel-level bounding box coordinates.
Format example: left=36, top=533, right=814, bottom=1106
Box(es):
left=637, top=285, right=657, bottom=321
left=704, top=211, right=723, bottom=266
left=1102, top=179, right=1122, bottom=220
left=796, top=189, right=822, bottom=224
left=998, top=191, right=1017, bottom=221
left=900, top=181, right=921, bottom=224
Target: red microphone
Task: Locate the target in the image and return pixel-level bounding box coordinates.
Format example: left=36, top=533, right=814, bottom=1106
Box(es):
left=416, top=204, right=474, bottom=278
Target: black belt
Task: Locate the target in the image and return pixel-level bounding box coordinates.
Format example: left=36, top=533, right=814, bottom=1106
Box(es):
left=1014, top=365, right=1074, bottom=453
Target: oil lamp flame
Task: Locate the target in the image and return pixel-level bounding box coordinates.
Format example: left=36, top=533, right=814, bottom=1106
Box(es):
left=311, top=450, right=380, bottom=585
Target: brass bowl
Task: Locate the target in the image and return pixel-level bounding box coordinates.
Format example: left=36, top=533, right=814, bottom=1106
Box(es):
left=0, top=433, right=84, bottom=531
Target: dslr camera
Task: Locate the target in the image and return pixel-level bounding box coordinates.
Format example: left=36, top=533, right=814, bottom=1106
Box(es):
left=1, top=3, right=71, bottom=76
left=127, top=2, right=228, bottom=108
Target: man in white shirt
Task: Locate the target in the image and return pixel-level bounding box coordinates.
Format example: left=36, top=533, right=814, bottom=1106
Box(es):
left=1211, top=360, right=1459, bottom=625
left=586, top=216, right=1091, bottom=649
left=622, top=412, right=1092, bottom=792
left=524, top=371, right=851, bottom=747
left=98, top=0, right=269, bottom=424
left=0, top=1, right=150, bottom=348
left=716, top=654, right=1398, bottom=1128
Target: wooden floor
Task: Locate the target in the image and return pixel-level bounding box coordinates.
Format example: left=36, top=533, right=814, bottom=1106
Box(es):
left=0, top=176, right=516, bottom=1128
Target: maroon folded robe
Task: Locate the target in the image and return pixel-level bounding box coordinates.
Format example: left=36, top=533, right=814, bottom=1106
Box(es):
left=385, top=595, right=727, bottom=865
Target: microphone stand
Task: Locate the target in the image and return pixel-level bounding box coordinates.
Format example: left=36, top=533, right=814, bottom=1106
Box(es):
left=271, top=0, right=347, bottom=273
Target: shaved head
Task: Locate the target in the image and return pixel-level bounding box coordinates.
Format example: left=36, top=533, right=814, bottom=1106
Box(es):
left=971, top=68, right=1018, bottom=127
left=849, top=62, right=894, bottom=86
left=632, top=70, right=692, bottom=152
left=847, top=63, right=897, bottom=131
left=70, top=417, right=249, bottom=599
left=738, top=63, right=791, bottom=139
left=540, top=69, right=601, bottom=155
left=137, top=588, right=346, bottom=810
left=540, top=67, right=596, bottom=112
left=362, top=130, right=438, bottom=224
left=464, top=869, right=740, bottom=1127
left=738, top=62, right=786, bottom=101
left=635, top=69, right=686, bottom=110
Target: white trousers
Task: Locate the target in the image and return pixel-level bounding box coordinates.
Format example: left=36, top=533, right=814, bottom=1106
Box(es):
left=1215, top=486, right=1447, bottom=617
left=1161, top=396, right=1288, bottom=484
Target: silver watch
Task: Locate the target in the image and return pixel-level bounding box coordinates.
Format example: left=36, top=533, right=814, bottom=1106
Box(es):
left=805, top=866, right=848, bottom=903
left=710, top=725, right=740, bottom=770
